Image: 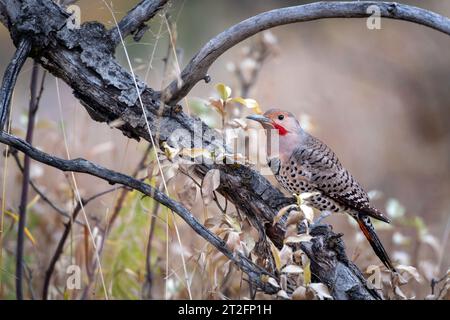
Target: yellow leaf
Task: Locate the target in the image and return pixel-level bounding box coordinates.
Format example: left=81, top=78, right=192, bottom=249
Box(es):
left=63, top=290, right=70, bottom=300
left=26, top=194, right=41, bottom=210
left=161, top=141, right=180, bottom=160
left=230, top=97, right=246, bottom=106
left=5, top=210, right=37, bottom=246
left=24, top=229, right=37, bottom=246
left=215, top=83, right=231, bottom=100
left=231, top=97, right=262, bottom=114
left=303, top=259, right=311, bottom=285
left=270, top=241, right=282, bottom=271
left=165, top=207, right=175, bottom=231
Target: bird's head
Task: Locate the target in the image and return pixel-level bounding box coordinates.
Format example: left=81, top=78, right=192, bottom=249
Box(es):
left=246, top=108, right=301, bottom=136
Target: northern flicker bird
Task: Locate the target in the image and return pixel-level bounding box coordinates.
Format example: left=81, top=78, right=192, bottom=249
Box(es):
left=247, top=109, right=396, bottom=272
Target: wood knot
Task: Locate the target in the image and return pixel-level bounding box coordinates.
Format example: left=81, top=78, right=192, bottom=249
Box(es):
left=203, top=74, right=211, bottom=83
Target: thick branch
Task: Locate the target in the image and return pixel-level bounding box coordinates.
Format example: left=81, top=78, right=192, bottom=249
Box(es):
left=0, top=39, right=31, bottom=130
left=301, top=225, right=381, bottom=300
left=109, top=0, right=168, bottom=46
left=161, top=1, right=450, bottom=105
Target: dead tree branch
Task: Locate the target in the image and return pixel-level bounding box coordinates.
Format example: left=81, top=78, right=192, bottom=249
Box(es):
left=0, top=131, right=280, bottom=295
left=161, top=1, right=450, bottom=105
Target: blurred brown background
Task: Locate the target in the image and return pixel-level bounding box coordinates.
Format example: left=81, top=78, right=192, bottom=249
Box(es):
left=0, top=0, right=448, bottom=299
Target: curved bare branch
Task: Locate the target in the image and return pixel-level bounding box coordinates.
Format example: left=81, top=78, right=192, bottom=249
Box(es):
left=161, top=1, right=450, bottom=105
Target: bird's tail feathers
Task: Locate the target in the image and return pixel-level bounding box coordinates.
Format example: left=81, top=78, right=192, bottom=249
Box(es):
left=356, top=214, right=396, bottom=272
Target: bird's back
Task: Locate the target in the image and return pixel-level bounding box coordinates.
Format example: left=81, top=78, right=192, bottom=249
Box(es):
left=274, top=132, right=389, bottom=222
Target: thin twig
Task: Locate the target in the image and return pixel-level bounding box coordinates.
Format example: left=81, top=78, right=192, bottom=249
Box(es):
left=233, top=33, right=273, bottom=98
left=80, top=145, right=150, bottom=299
left=431, top=273, right=447, bottom=296
left=8, top=71, right=74, bottom=224
left=142, top=196, right=160, bottom=299
left=0, top=39, right=31, bottom=130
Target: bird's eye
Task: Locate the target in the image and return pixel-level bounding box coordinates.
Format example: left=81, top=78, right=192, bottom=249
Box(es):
left=278, top=114, right=284, bottom=121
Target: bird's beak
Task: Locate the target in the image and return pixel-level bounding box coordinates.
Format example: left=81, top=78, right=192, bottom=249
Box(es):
left=246, top=114, right=271, bottom=124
